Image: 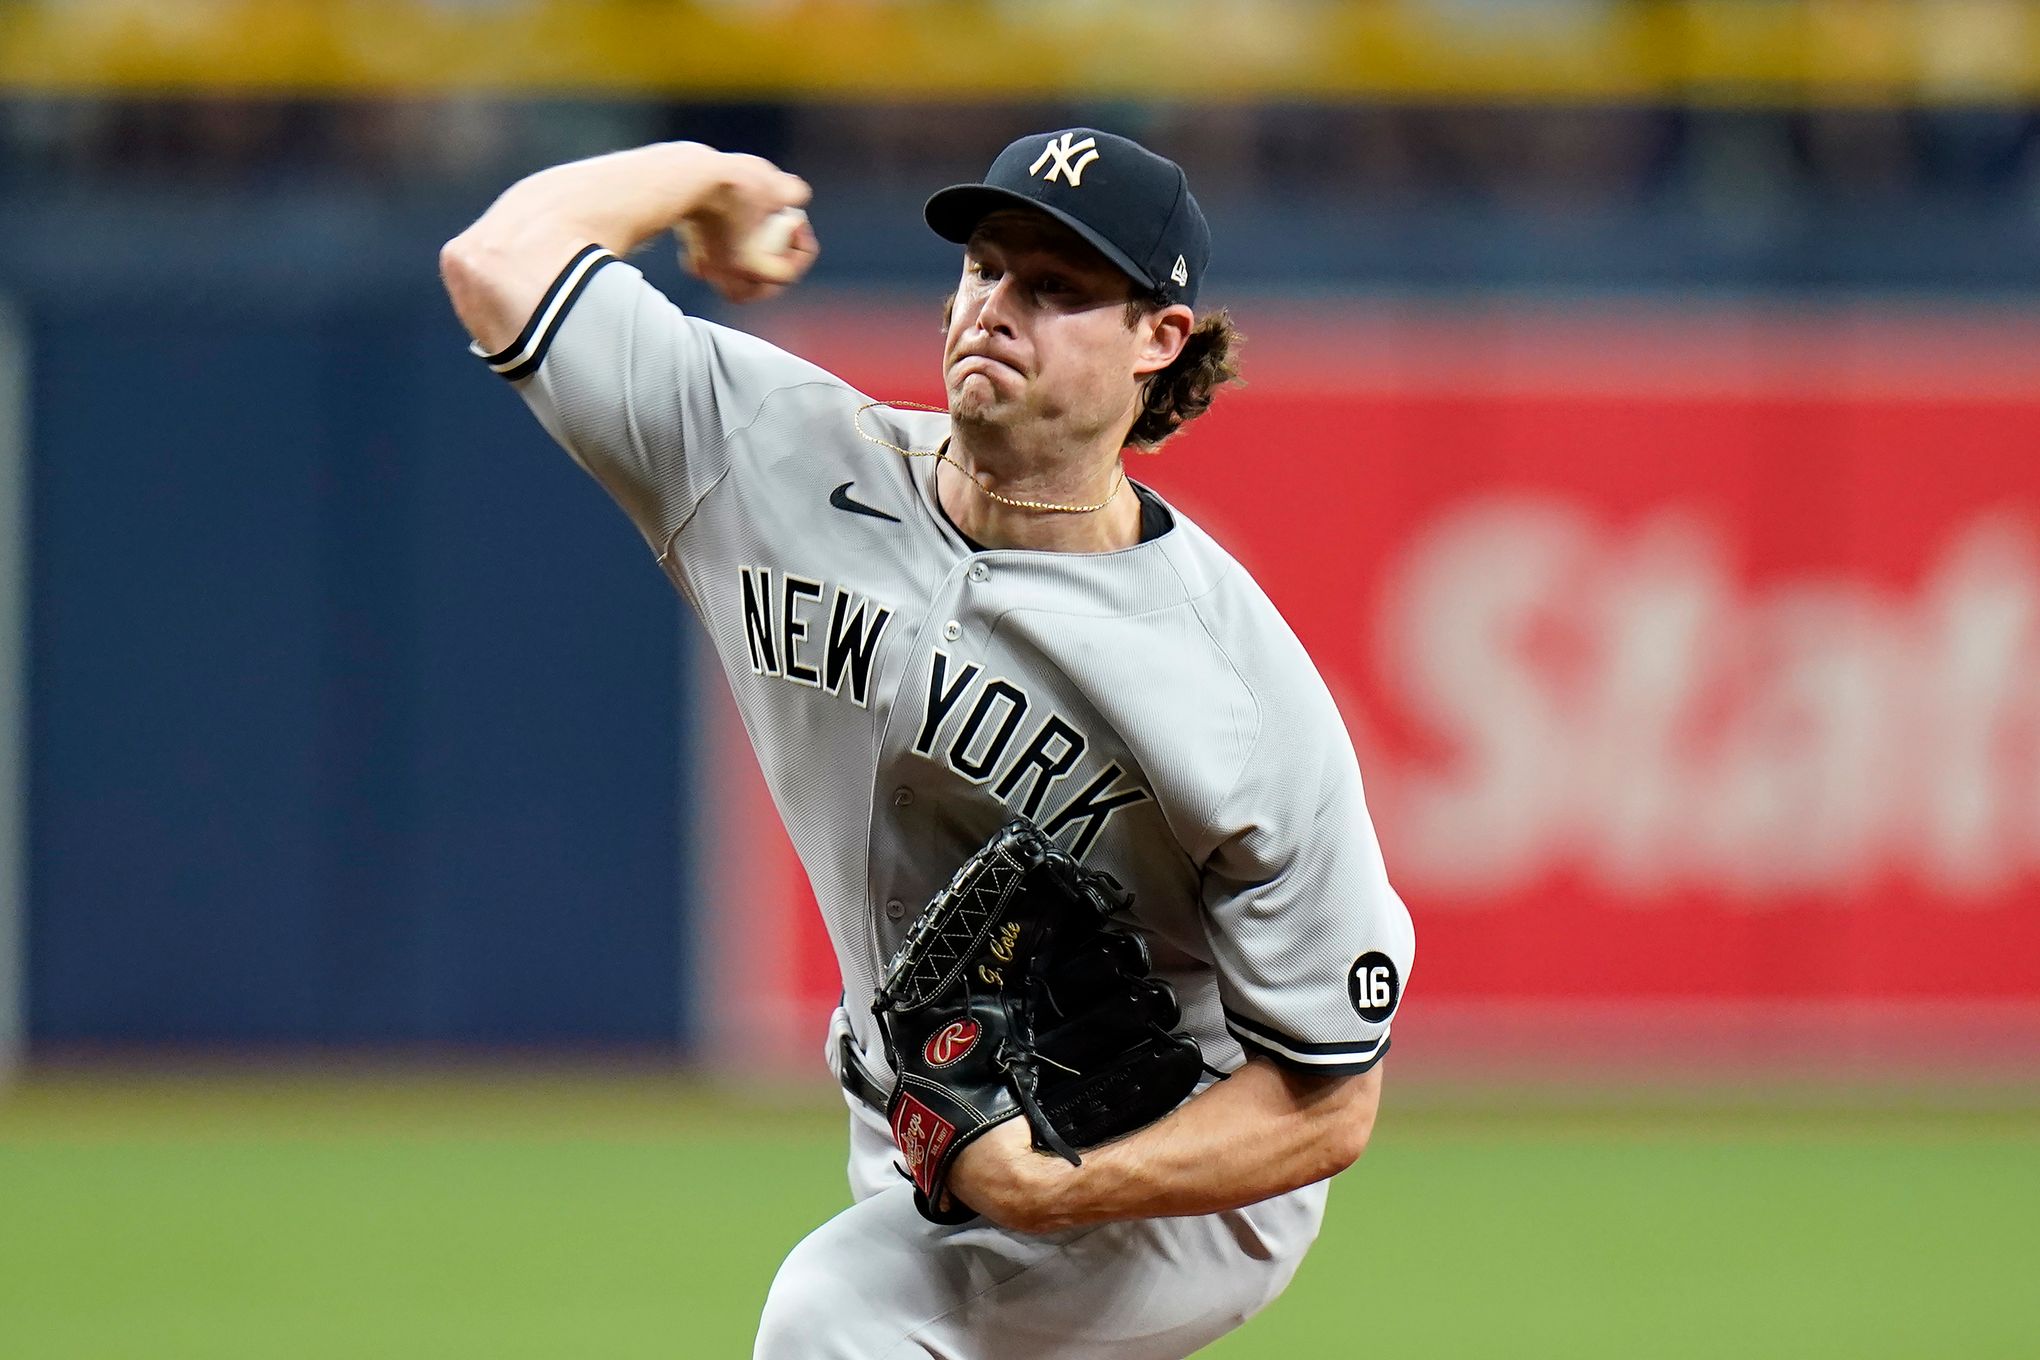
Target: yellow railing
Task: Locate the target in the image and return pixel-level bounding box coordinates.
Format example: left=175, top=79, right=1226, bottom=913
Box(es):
left=1, top=0, right=2035, bottom=102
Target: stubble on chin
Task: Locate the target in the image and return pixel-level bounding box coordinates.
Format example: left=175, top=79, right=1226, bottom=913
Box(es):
left=947, top=372, right=1009, bottom=429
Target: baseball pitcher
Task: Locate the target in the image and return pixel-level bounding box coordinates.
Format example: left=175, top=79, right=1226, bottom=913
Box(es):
left=441, top=127, right=1414, bottom=1359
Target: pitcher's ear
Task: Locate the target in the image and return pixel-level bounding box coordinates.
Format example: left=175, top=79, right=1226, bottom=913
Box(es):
left=1135, top=304, right=1195, bottom=378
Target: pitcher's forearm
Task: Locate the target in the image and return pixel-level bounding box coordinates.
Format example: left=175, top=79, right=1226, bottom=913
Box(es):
left=440, top=142, right=751, bottom=351
left=468, top=142, right=729, bottom=259
left=950, top=1059, right=1383, bottom=1233
left=1047, top=1060, right=1380, bottom=1227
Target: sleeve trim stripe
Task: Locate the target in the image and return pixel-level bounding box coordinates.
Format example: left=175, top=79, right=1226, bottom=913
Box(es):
left=1233, top=1031, right=1391, bottom=1077
left=1223, top=1007, right=1387, bottom=1061
left=475, top=244, right=618, bottom=381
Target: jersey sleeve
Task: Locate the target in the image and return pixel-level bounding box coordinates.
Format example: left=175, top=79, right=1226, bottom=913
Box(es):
left=1200, top=681, right=1414, bottom=1077
left=470, top=244, right=833, bottom=555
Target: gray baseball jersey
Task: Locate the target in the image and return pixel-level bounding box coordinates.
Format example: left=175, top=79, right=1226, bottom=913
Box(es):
left=477, top=244, right=1414, bottom=1092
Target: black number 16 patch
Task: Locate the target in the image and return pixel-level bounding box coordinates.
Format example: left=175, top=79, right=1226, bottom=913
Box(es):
left=1347, top=952, right=1400, bottom=1024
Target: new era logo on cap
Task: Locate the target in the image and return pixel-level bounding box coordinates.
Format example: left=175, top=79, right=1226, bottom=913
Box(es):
left=924, top=127, right=1213, bottom=307
left=1030, top=132, right=1101, bottom=188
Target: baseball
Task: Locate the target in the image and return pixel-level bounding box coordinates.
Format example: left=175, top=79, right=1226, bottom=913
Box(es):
left=735, top=207, right=808, bottom=283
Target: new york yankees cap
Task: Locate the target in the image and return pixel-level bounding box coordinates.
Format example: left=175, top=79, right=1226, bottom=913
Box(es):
left=925, top=128, right=1212, bottom=308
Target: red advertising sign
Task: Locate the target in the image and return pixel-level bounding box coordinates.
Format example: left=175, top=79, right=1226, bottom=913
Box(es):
left=703, top=301, right=2040, bottom=1065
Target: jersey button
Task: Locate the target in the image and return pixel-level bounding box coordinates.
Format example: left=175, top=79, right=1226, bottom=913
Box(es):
left=892, top=787, right=914, bottom=807
left=942, top=620, right=962, bottom=641
left=885, top=898, right=907, bottom=920
left=968, top=563, right=990, bottom=584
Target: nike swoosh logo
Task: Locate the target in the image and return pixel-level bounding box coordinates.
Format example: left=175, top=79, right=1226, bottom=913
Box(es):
left=830, top=481, right=902, bottom=524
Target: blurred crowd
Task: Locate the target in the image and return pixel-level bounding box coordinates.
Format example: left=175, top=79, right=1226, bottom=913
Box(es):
left=5, top=97, right=2037, bottom=213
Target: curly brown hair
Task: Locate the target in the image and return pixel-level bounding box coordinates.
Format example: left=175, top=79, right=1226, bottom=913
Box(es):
left=1124, top=299, right=1243, bottom=451
left=940, top=293, right=1244, bottom=451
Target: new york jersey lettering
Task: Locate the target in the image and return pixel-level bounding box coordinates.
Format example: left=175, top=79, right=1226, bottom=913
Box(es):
left=912, top=647, right=1149, bottom=854
left=737, top=566, right=894, bottom=708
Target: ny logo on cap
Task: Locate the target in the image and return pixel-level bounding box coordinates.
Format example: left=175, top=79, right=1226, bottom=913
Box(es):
left=1030, top=133, right=1100, bottom=188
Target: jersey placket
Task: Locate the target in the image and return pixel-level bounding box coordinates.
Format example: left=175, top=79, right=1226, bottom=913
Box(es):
left=864, top=554, right=1001, bottom=981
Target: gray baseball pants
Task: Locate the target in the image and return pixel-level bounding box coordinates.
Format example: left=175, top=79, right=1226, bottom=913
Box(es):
left=752, top=1090, right=1327, bottom=1359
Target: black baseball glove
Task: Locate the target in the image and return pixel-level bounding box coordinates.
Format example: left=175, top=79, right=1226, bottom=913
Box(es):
left=871, top=817, right=1204, bottom=1224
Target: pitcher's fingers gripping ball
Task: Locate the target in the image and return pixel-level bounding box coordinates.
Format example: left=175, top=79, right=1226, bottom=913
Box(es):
left=735, top=207, right=811, bottom=282
left=872, top=816, right=1204, bottom=1224
left=678, top=205, right=815, bottom=299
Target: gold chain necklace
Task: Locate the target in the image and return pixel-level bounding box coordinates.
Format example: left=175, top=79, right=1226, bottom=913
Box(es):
left=851, top=399, right=1126, bottom=515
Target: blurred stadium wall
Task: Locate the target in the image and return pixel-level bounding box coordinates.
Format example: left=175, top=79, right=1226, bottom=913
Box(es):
left=3, top=0, right=2038, bottom=1074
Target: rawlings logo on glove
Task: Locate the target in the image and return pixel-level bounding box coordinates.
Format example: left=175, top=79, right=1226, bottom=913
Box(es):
left=871, top=817, right=1205, bottom=1224
left=923, top=1020, right=980, bottom=1067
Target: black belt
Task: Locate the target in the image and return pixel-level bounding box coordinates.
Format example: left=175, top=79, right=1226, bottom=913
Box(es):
left=838, top=1031, right=891, bottom=1114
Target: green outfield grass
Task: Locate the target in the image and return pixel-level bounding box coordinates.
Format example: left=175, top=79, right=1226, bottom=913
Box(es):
left=2, top=1071, right=2036, bottom=1358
